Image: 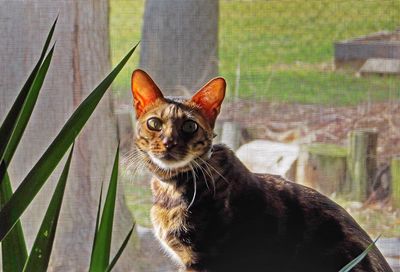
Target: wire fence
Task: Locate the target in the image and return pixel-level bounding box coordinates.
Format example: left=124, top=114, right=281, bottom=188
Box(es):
left=111, top=1, right=400, bottom=270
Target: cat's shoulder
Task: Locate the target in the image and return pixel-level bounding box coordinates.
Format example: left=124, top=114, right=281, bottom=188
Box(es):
left=255, top=173, right=349, bottom=215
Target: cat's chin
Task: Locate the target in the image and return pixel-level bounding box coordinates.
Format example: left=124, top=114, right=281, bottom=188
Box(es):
left=149, top=153, right=193, bottom=170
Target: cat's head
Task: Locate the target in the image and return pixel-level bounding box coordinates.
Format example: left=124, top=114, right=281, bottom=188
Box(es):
left=131, top=69, right=226, bottom=174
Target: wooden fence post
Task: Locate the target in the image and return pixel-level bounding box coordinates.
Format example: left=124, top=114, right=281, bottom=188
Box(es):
left=213, top=121, right=223, bottom=144
left=347, top=129, right=378, bottom=202
left=391, top=156, right=400, bottom=208
left=296, top=143, right=347, bottom=196
left=220, top=121, right=241, bottom=150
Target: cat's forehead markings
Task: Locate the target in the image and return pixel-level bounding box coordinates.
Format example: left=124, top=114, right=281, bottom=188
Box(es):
left=160, top=99, right=195, bottom=119
left=160, top=104, right=183, bottom=119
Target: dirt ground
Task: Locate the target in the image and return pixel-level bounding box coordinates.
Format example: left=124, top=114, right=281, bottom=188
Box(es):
left=220, top=100, right=400, bottom=165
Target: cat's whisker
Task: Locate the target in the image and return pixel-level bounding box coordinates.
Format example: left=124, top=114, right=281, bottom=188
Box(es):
left=187, top=163, right=197, bottom=210
left=190, top=159, right=210, bottom=191
left=184, top=151, right=218, bottom=195
left=124, top=155, right=145, bottom=173
left=126, top=160, right=146, bottom=185
left=196, top=155, right=229, bottom=185
left=122, top=149, right=143, bottom=164
left=194, top=157, right=216, bottom=196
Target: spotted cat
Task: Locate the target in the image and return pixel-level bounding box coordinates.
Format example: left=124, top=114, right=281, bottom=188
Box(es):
left=130, top=69, right=392, bottom=272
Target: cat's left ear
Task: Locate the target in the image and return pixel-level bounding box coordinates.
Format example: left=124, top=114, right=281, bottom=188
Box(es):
left=131, top=69, right=164, bottom=118
left=191, top=77, right=226, bottom=127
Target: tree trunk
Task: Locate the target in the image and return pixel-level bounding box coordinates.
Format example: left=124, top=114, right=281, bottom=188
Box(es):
left=0, top=1, right=136, bottom=271
left=140, top=0, right=219, bottom=95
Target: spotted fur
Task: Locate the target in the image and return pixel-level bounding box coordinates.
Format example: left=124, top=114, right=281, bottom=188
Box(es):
left=131, top=70, right=392, bottom=272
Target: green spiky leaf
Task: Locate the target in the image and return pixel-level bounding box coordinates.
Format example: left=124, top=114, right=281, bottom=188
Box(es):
left=0, top=172, right=27, bottom=272
left=339, top=236, right=381, bottom=272
left=91, top=181, right=104, bottom=255
left=106, top=224, right=135, bottom=272
left=89, top=147, right=119, bottom=271
left=0, top=43, right=138, bottom=242
left=22, top=145, right=74, bottom=272
left=0, top=17, right=57, bottom=185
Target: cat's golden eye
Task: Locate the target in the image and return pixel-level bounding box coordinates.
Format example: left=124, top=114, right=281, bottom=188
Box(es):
left=147, top=117, right=163, bottom=131
left=182, top=120, right=198, bottom=134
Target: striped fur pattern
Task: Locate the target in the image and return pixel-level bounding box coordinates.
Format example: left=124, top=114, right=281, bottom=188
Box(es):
left=131, top=71, right=392, bottom=272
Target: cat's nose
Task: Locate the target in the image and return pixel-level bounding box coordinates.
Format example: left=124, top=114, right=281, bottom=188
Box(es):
left=162, top=137, right=177, bottom=149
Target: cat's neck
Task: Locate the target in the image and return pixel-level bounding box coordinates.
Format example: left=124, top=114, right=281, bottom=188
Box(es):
left=150, top=144, right=252, bottom=208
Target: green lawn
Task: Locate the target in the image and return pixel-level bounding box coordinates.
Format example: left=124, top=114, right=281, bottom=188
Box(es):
left=110, top=0, right=145, bottom=96
left=110, top=0, right=400, bottom=105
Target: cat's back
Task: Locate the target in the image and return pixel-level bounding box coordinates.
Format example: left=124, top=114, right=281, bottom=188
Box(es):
left=252, top=173, right=392, bottom=272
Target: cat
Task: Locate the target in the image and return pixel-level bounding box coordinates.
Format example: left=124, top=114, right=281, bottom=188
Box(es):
left=130, top=69, right=392, bottom=272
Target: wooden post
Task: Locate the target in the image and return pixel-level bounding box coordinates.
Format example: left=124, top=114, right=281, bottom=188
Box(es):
left=347, top=129, right=378, bottom=202
left=391, top=156, right=400, bottom=208
left=213, top=121, right=223, bottom=144
left=296, top=143, right=347, bottom=196
left=220, top=121, right=241, bottom=150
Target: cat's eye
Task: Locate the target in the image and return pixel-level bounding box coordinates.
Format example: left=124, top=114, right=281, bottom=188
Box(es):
left=147, top=117, right=163, bottom=131
left=182, top=120, right=198, bottom=134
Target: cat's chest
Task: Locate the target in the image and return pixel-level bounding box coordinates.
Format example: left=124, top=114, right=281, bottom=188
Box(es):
left=150, top=203, right=197, bottom=267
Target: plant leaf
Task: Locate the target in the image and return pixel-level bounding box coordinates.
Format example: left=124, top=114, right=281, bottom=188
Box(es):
left=0, top=17, right=57, bottom=184
left=0, top=172, right=27, bottom=272
left=22, top=145, right=74, bottom=272
left=0, top=44, right=55, bottom=180
left=339, top=236, right=381, bottom=272
left=89, top=146, right=119, bottom=271
left=105, top=224, right=135, bottom=272
left=91, top=180, right=104, bottom=255
left=0, top=43, right=138, bottom=242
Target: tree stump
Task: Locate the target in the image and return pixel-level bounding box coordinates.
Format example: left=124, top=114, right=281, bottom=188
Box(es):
left=391, top=156, right=400, bottom=208
left=347, top=129, right=378, bottom=202
left=296, top=143, right=347, bottom=196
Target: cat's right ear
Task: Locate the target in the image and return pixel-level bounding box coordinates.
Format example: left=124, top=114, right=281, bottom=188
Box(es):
left=131, top=69, right=164, bottom=118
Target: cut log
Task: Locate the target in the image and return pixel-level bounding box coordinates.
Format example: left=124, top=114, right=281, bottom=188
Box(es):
left=296, top=143, right=347, bottom=196
left=347, top=129, right=378, bottom=202
left=391, top=156, right=400, bottom=208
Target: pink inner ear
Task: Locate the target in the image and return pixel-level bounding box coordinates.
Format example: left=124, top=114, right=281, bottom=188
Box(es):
left=191, top=77, right=226, bottom=124
left=131, top=69, right=164, bottom=117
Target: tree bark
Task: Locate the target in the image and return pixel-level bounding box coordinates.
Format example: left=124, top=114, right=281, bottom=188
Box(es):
left=140, top=0, right=219, bottom=95
left=0, top=1, right=136, bottom=271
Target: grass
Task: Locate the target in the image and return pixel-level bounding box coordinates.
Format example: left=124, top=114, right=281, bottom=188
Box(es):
left=219, top=0, right=400, bottom=104
left=121, top=167, right=153, bottom=227
left=334, top=198, right=400, bottom=238
left=110, top=0, right=145, bottom=95
left=110, top=0, right=400, bottom=105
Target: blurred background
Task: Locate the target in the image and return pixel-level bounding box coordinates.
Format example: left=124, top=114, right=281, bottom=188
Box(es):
left=0, top=0, right=399, bottom=271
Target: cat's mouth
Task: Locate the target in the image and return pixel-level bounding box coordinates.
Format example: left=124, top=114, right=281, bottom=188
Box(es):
left=148, top=152, right=193, bottom=170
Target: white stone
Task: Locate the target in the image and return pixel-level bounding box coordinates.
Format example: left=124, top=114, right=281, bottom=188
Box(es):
left=236, top=140, right=299, bottom=178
